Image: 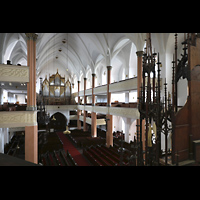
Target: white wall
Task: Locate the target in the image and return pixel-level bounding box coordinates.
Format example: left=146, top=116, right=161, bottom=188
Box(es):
left=128, top=119, right=136, bottom=143
left=129, top=91, right=137, bottom=102
left=129, top=43, right=137, bottom=78
left=0, top=88, right=3, bottom=104
left=111, top=93, right=125, bottom=103
left=96, top=95, right=107, bottom=103
left=113, top=115, right=137, bottom=143
left=36, top=77, right=41, bottom=94
left=0, top=129, right=4, bottom=153
left=2, top=89, right=8, bottom=103
left=8, top=93, right=16, bottom=103
left=16, top=94, right=26, bottom=104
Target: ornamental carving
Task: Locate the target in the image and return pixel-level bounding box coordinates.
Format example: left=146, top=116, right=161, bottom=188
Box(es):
left=0, top=65, right=29, bottom=78
left=25, top=33, right=38, bottom=41
left=0, top=111, right=37, bottom=128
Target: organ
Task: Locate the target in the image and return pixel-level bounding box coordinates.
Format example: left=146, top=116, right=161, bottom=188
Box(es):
left=41, top=69, right=73, bottom=105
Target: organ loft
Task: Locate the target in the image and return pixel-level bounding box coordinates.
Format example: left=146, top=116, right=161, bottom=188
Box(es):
left=0, top=33, right=200, bottom=166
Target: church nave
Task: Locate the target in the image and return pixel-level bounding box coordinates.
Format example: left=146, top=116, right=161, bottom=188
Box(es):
left=0, top=33, right=200, bottom=166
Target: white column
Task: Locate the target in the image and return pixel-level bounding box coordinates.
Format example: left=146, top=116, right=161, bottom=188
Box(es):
left=124, top=118, right=131, bottom=143
left=0, top=128, right=4, bottom=153
left=125, top=92, right=129, bottom=103
left=3, top=128, right=9, bottom=145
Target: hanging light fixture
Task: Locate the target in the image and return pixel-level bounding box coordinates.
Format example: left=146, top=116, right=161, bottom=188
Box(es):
left=63, top=125, right=71, bottom=134
left=62, top=39, right=66, bottom=44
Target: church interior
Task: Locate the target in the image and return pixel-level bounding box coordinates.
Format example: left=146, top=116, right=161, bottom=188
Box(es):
left=0, top=33, right=199, bottom=166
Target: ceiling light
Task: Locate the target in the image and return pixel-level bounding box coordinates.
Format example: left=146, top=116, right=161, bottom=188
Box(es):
left=62, top=39, right=66, bottom=44
left=9, top=83, right=12, bottom=86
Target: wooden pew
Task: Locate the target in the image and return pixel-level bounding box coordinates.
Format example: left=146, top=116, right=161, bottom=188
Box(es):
left=87, top=147, right=110, bottom=166
left=67, top=150, right=78, bottom=166
left=96, top=145, right=120, bottom=164
left=59, top=149, right=70, bottom=166
left=83, top=148, right=102, bottom=166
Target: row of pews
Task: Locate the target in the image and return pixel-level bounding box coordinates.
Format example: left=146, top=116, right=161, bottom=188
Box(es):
left=83, top=144, right=129, bottom=166
left=41, top=149, right=78, bottom=166
left=113, top=131, right=125, bottom=140
left=0, top=103, right=26, bottom=111
left=68, top=129, right=106, bottom=148
left=86, top=102, right=137, bottom=108
left=98, top=129, right=125, bottom=141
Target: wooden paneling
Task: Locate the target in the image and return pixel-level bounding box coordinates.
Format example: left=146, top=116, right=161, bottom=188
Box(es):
left=173, top=37, right=200, bottom=163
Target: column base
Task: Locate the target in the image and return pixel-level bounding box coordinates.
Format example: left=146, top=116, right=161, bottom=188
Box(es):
left=26, top=106, right=37, bottom=111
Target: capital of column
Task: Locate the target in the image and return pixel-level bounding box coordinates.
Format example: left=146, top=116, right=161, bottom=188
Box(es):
left=107, top=66, right=112, bottom=70
left=84, top=78, right=87, bottom=81
left=92, top=73, right=96, bottom=77
left=77, top=80, right=81, bottom=84
left=25, top=33, right=38, bottom=41
left=136, top=51, right=143, bottom=57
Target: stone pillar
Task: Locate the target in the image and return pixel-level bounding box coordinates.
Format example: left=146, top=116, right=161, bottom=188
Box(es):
left=106, top=114, right=113, bottom=147
left=3, top=128, right=9, bottom=145
left=92, top=73, right=96, bottom=106
left=107, top=66, right=112, bottom=107
left=125, top=68, right=129, bottom=104
left=0, top=128, right=4, bottom=153
left=136, top=51, right=143, bottom=98
left=106, top=66, right=113, bottom=147
left=125, top=92, right=129, bottom=103
left=77, top=81, right=81, bottom=129
left=91, top=73, right=97, bottom=137
left=26, top=33, right=38, bottom=111
left=83, top=78, right=87, bottom=132
left=78, top=80, right=81, bottom=104
left=124, top=118, right=131, bottom=143
left=25, top=33, right=38, bottom=164
left=25, top=126, right=38, bottom=164
left=136, top=51, right=145, bottom=152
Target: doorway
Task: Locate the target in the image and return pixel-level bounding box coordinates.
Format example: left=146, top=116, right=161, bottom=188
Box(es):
left=49, top=112, right=67, bottom=131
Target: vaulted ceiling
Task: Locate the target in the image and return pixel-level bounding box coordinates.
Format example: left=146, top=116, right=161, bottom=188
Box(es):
left=0, top=33, right=186, bottom=83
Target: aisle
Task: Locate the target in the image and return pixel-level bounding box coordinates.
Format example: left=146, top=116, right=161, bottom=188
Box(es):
left=56, top=132, right=91, bottom=166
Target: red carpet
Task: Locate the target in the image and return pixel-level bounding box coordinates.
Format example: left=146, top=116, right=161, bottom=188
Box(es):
left=56, top=132, right=90, bottom=166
